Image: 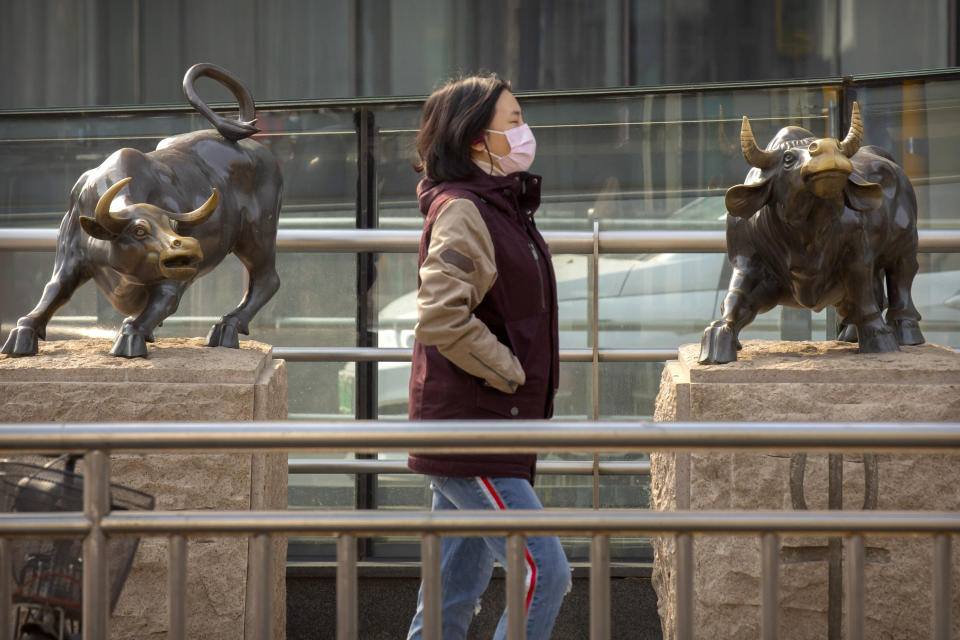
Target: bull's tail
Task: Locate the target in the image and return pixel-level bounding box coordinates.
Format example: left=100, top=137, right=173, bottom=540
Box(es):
left=183, top=63, right=259, bottom=142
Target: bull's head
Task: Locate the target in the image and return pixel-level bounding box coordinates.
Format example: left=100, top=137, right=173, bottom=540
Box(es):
left=725, top=103, right=883, bottom=220
left=79, top=177, right=218, bottom=282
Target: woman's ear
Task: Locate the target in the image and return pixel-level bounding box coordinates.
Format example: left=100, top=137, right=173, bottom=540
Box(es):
left=469, top=132, right=486, bottom=152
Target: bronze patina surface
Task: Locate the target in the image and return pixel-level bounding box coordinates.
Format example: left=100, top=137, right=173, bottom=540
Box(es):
left=2, top=63, right=282, bottom=358
left=700, top=103, right=923, bottom=364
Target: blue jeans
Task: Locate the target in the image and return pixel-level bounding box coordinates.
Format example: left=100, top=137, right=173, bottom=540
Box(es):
left=407, top=475, right=571, bottom=640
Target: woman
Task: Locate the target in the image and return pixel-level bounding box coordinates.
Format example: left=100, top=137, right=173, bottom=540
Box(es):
left=406, top=73, right=570, bottom=640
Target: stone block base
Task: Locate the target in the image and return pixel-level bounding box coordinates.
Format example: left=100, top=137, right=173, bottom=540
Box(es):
left=651, top=340, right=960, bottom=640
left=0, top=338, right=288, bottom=639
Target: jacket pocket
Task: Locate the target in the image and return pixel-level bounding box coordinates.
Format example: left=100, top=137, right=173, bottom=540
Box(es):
left=476, top=383, right=541, bottom=418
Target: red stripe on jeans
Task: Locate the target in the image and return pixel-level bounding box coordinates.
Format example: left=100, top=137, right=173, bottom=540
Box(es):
left=479, top=477, right=537, bottom=613
left=524, top=547, right=537, bottom=612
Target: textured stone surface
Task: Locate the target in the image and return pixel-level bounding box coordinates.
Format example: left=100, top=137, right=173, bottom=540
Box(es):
left=0, top=338, right=288, bottom=639
left=652, top=340, right=960, bottom=640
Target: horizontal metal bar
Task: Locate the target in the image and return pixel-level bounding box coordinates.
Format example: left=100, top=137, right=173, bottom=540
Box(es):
left=0, top=421, right=957, bottom=454
left=0, top=73, right=851, bottom=118
left=287, top=459, right=651, bottom=476
left=277, top=229, right=422, bottom=253
left=275, top=347, right=412, bottom=362
left=0, top=512, right=89, bottom=536
left=2, top=228, right=958, bottom=254
left=98, top=509, right=960, bottom=536
left=273, top=347, right=679, bottom=363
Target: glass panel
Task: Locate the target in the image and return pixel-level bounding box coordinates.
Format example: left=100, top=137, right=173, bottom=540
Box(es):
left=850, top=76, right=960, bottom=348
left=364, top=83, right=843, bottom=560
left=4, top=74, right=960, bottom=566
left=376, top=103, right=429, bottom=229
left=0, top=105, right=359, bottom=549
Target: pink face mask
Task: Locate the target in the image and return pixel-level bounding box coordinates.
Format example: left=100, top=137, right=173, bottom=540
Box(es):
left=485, top=123, right=537, bottom=174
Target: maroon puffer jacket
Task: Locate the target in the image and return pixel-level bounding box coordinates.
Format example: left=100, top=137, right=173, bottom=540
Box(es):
left=407, top=166, right=559, bottom=483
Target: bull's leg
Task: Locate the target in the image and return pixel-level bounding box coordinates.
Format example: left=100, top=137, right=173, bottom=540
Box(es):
left=836, top=322, right=858, bottom=342
left=841, top=264, right=899, bottom=355
left=884, top=254, right=924, bottom=345
left=2, top=259, right=89, bottom=357
left=110, top=282, right=186, bottom=358
left=836, top=269, right=886, bottom=343
left=208, top=220, right=281, bottom=349
left=699, top=259, right=784, bottom=364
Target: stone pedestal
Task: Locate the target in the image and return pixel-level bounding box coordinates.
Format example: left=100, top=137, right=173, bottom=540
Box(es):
left=651, top=340, right=960, bottom=640
left=0, top=338, right=288, bottom=640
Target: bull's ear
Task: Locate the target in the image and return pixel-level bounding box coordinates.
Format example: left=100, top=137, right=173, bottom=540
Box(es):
left=844, top=173, right=883, bottom=212
left=79, top=215, right=115, bottom=240
left=725, top=177, right=772, bottom=219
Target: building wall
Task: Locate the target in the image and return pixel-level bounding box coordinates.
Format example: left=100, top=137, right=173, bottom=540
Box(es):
left=0, top=0, right=953, bottom=109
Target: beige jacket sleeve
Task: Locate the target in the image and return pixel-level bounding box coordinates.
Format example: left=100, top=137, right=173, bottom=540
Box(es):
left=415, top=198, right=526, bottom=393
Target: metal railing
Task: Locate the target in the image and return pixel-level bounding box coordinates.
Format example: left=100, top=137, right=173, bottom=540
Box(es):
left=0, top=420, right=957, bottom=640
left=3, top=227, right=960, bottom=254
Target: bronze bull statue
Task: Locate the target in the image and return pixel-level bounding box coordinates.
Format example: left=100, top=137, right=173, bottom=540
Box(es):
left=2, top=63, right=282, bottom=358
left=699, top=103, right=923, bottom=364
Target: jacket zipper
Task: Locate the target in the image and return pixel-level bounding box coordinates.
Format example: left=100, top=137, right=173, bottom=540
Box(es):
left=528, top=242, right=546, bottom=310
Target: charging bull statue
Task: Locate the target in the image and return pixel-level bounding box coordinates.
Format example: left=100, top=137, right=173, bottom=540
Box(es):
left=699, top=103, right=924, bottom=364
left=2, top=63, right=282, bottom=358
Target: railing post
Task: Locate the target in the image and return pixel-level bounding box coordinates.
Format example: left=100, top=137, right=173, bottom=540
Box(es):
left=354, top=105, right=380, bottom=559
left=590, top=533, right=610, bottom=640
left=506, top=534, right=527, bottom=640
left=421, top=533, right=442, bottom=640
left=0, top=537, right=11, bottom=640
left=844, top=534, right=865, bottom=640
left=933, top=533, right=952, bottom=640
left=169, top=534, right=187, bottom=640
left=249, top=533, right=272, bottom=640
left=83, top=449, right=111, bottom=640
left=591, top=216, right=601, bottom=509
left=676, top=532, right=693, bottom=640
left=337, top=533, right=358, bottom=640
left=760, top=532, right=779, bottom=640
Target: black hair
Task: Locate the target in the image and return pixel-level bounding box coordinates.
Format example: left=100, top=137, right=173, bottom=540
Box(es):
left=415, top=73, right=511, bottom=182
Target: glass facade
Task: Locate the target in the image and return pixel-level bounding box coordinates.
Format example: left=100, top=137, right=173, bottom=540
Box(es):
left=3, top=72, right=959, bottom=562
left=0, top=0, right=955, bottom=109
left=2, top=2, right=959, bottom=564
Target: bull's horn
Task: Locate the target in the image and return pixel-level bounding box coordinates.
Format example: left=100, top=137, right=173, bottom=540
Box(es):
left=840, top=102, right=863, bottom=157
left=94, top=177, right=133, bottom=233
left=166, top=189, right=219, bottom=225
left=740, top=116, right=777, bottom=169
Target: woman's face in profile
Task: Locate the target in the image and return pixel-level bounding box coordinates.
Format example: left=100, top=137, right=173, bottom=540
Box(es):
left=478, top=89, right=524, bottom=159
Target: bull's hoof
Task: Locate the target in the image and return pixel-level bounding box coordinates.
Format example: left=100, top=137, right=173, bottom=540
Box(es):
left=698, top=321, right=738, bottom=364
left=206, top=322, right=239, bottom=349
left=857, top=323, right=899, bottom=354
left=110, top=333, right=148, bottom=358
left=891, top=318, right=924, bottom=346
left=837, top=324, right=858, bottom=343
left=1, top=326, right=39, bottom=357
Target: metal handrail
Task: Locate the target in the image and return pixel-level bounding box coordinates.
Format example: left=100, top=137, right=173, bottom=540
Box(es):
left=273, top=347, right=679, bottom=363
left=1, top=420, right=958, bottom=452
left=3, top=66, right=960, bottom=119
left=2, top=227, right=960, bottom=253
left=0, top=420, right=956, bottom=640
left=288, top=458, right=652, bottom=476
left=3, top=509, right=955, bottom=537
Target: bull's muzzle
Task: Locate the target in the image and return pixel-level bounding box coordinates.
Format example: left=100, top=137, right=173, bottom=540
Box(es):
left=802, top=140, right=854, bottom=198
left=160, top=252, right=201, bottom=280
left=159, top=238, right=202, bottom=280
